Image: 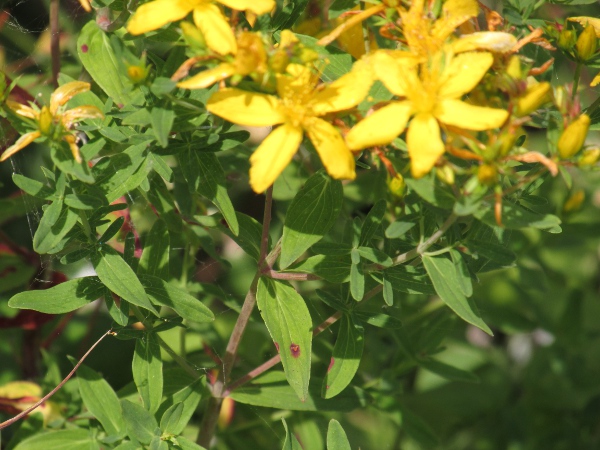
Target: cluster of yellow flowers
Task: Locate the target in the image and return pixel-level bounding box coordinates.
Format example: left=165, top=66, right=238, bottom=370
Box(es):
left=2, top=0, right=597, bottom=195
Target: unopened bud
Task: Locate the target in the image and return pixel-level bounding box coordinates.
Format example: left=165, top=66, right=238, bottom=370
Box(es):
left=127, top=65, right=147, bottom=84
left=579, top=147, right=600, bottom=166
left=563, top=189, right=585, bottom=213
left=436, top=165, right=455, bottom=185
left=506, top=56, right=522, bottom=80
left=558, top=29, right=576, bottom=51
left=576, top=24, right=598, bottom=61
left=558, top=114, right=590, bottom=158
left=515, top=82, right=551, bottom=116
left=477, top=164, right=497, bottom=186
left=38, top=106, right=54, bottom=136
left=387, top=174, right=405, bottom=197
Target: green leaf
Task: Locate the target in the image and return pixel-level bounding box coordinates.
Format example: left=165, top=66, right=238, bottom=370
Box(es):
left=64, top=193, right=107, bottom=210
left=12, top=429, right=99, bottom=450
left=121, top=399, right=158, bottom=445
left=449, top=249, right=472, bottom=297
left=33, top=203, right=78, bottom=255
left=105, top=293, right=129, bottom=326
left=385, top=221, right=416, bottom=239
left=178, top=151, right=239, bottom=235
left=157, top=378, right=203, bottom=436
left=354, top=310, right=403, bottom=329
left=272, top=0, right=309, bottom=30
left=423, top=255, right=492, bottom=335
left=174, top=437, right=207, bottom=450
left=465, top=239, right=516, bottom=266
left=356, top=246, right=392, bottom=266
left=327, top=419, right=351, bottom=450
left=383, top=265, right=435, bottom=295
left=405, top=175, right=455, bottom=209
left=256, top=278, right=312, bottom=401
left=147, top=175, right=183, bottom=232
left=474, top=201, right=561, bottom=233
left=151, top=107, right=174, bottom=148
left=295, top=34, right=353, bottom=81
left=75, top=362, right=125, bottom=436
left=281, top=418, right=303, bottom=450
left=286, top=254, right=352, bottom=283
left=159, top=402, right=184, bottom=435
left=8, top=277, right=105, bottom=313
left=77, top=21, right=135, bottom=105
left=138, top=219, right=170, bottom=279
left=328, top=0, right=358, bottom=18
left=280, top=171, right=343, bottom=269
left=360, top=199, right=386, bottom=245
left=50, top=143, right=95, bottom=183
left=92, top=246, right=157, bottom=313
left=12, top=174, right=55, bottom=200
left=418, top=358, right=480, bottom=383
left=350, top=257, right=364, bottom=301
left=133, top=332, right=163, bottom=414
left=98, top=216, right=124, bottom=243
left=139, top=274, right=214, bottom=323
left=322, top=314, right=364, bottom=398
left=218, top=212, right=264, bottom=261
left=230, top=371, right=367, bottom=411
left=93, top=143, right=148, bottom=203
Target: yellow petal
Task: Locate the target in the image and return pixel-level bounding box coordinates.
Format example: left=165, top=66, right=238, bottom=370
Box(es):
left=432, top=0, right=478, bottom=42
left=311, top=64, right=372, bottom=115
left=61, top=106, right=105, bottom=128
left=436, top=99, right=508, bottom=130
left=370, top=51, right=417, bottom=97
left=218, top=0, right=274, bottom=15
left=177, top=63, right=236, bottom=89
left=127, top=0, right=197, bottom=35
left=452, top=32, right=518, bottom=53
left=591, top=72, right=600, bottom=87
left=6, top=100, right=37, bottom=120
left=306, top=118, right=355, bottom=180
left=249, top=123, right=303, bottom=193
left=64, top=134, right=82, bottom=163
left=276, top=64, right=314, bottom=100
left=346, top=101, right=412, bottom=150
left=568, top=17, right=600, bottom=38
left=207, top=88, right=286, bottom=126
left=438, top=52, right=493, bottom=99
left=0, top=131, right=41, bottom=162
left=50, top=81, right=91, bottom=113
left=407, top=113, right=444, bottom=178
left=193, top=4, right=237, bottom=55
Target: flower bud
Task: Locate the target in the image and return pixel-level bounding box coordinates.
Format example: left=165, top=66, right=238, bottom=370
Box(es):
left=576, top=24, right=598, bottom=61
left=436, top=165, right=455, bottom=185
left=477, top=164, right=497, bottom=186
left=387, top=173, right=405, bottom=198
left=563, top=189, right=585, bottom=213
left=558, top=29, right=576, bottom=51
left=558, top=114, right=590, bottom=158
left=38, top=106, right=54, bottom=136
left=127, top=65, right=148, bottom=84
left=578, top=147, right=600, bottom=167
left=506, top=56, right=522, bottom=80
left=515, top=82, right=551, bottom=117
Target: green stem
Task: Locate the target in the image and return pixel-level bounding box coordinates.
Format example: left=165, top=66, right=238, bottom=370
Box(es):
left=572, top=62, right=582, bottom=101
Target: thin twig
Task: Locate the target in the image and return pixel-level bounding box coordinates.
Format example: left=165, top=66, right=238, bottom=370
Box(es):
left=0, top=330, right=113, bottom=430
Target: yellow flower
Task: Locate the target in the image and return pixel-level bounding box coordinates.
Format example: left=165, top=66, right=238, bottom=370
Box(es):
left=568, top=17, right=600, bottom=37
left=127, top=0, right=274, bottom=55
left=206, top=64, right=372, bottom=193
left=452, top=31, right=517, bottom=53
left=575, top=24, right=598, bottom=61
left=1, top=81, right=104, bottom=163
left=177, top=32, right=268, bottom=89
left=558, top=114, right=590, bottom=159
left=346, top=52, right=508, bottom=178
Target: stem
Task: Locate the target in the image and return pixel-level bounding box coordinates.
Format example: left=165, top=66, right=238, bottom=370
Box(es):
left=361, top=1, right=371, bottom=55
left=0, top=330, right=112, bottom=430
left=572, top=63, right=582, bottom=101
left=50, top=0, right=60, bottom=88
left=197, top=186, right=274, bottom=447
left=317, top=4, right=385, bottom=47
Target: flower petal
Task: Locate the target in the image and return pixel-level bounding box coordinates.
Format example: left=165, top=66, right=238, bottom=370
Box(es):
left=568, top=17, right=600, bottom=38
left=64, top=134, right=82, bottom=163
left=452, top=32, right=517, bottom=53
left=276, top=64, right=314, bottom=100
left=306, top=118, right=355, bottom=180
left=592, top=72, right=600, bottom=87
left=127, top=0, right=197, bottom=35
left=50, top=81, right=92, bottom=113
left=346, top=101, right=412, bottom=150
left=438, top=52, right=493, bottom=99
left=207, top=88, right=286, bottom=126
left=431, top=0, right=478, bottom=42
left=407, top=113, right=445, bottom=178
left=311, top=64, right=372, bottom=115
left=177, top=63, right=236, bottom=89
left=193, top=4, right=237, bottom=55
left=6, top=100, right=37, bottom=120
left=371, top=51, right=417, bottom=97
left=61, top=106, right=105, bottom=128
left=218, top=0, right=274, bottom=15
left=0, top=131, right=41, bottom=162
left=249, top=123, right=303, bottom=193
left=436, top=99, right=508, bottom=130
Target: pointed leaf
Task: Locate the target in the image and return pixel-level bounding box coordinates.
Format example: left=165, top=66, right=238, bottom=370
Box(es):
left=133, top=332, right=163, bottom=414
left=12, top=429, right=98, bottom=450
left=138, top=219, right=170, bottom=279
left=327, top=419, right=351, bottom=450
left=281, top=171, right=343, bottom=269
left=121, top=399, right=158, bottom=445
left=359, top=199, right=386, bottom=245
left=282, top=418, right=303, bottom=450
left=256, top=278, right=312, bottom=401
left=423, top=255, right=492, bottom=335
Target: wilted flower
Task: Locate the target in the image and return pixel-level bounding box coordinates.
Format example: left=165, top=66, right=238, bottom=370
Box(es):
left=1, top=81, right=104, bottom=163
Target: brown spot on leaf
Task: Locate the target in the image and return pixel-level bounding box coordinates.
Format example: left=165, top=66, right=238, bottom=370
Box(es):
left=327, top=357, right=335, bottom=373
left=290, top=343, right=300, bottom=358
left=274, top=342, right=279, bottom=352
left=81, top=44, right=88, bottom=53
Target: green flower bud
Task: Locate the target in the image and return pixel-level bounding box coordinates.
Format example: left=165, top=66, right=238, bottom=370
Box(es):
left=515, top=82, right=551, bottom=117
left=387, top=174, right=405, bottom=198
left=558, top=29, right=576, bottom=51
left=558, top=114, right=590, bottom=158
left=576, top=24, right=598, bottom=61
left=38, top=106, right=54, bottom=136
left=477, top=164, right=497, bottom=186
left=436, top=165, right=455, bottom=185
